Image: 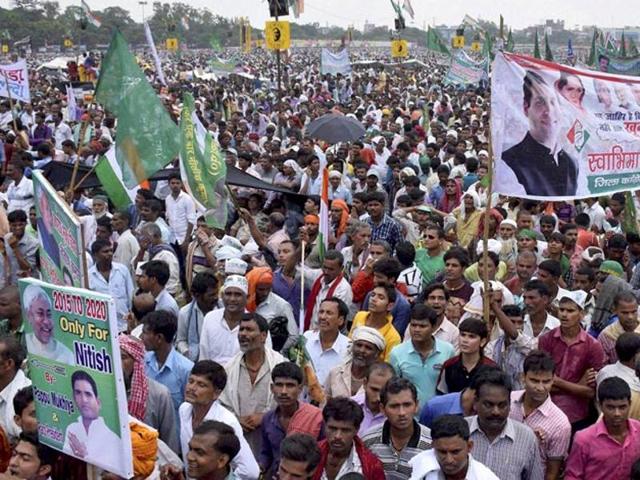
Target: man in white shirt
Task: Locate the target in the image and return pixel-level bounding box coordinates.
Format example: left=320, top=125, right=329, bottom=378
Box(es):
left=199, top=276, right=249, bottom=365
left=111, top=210, right=140, bottom=273
left=165, top=174, right=196, bottom=252
left=63, top=371, right=121, bottom=473
left=582, top=197, right=606, bottom=232
left=409, top=414, right=499, bottom=480
left=303, top=297, right=351, bottom=386
left=0, top=337, right=31, bottom=440
left=178, top=360, right=260, bottom=480
left=5, top=161, right=33, bottom=214
left=49, top=111, right=73, bottom=149
left=138, top=260, right=180, bottom=317
left=135, top=222, right=181, bottom=297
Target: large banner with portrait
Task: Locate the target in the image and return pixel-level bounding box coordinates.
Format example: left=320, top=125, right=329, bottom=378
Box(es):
left=32, top=171, right=87, bottom=288
left=19, top=278, right=133, bottom=478
left=492, top=52, right=640, bottom=200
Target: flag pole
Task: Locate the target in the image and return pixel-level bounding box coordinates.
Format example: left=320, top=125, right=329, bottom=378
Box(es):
left=482, top=126, right=494, bottom=323
left=300, top=240, right=306, bottom=334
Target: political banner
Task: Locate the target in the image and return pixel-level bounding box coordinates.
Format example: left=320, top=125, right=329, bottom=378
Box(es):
left=32, top=171, right=87, bottom=288
left=444, top=51, right=488, bottom=86
left=492, top=52, right=640, bottom=200
left=0, top=59, right=30, bottom=103
left=321, top=48, right=352, bottom=75
left=20, top=278, right=132, bottom=477
left=595, top=47, right=640, bottom=76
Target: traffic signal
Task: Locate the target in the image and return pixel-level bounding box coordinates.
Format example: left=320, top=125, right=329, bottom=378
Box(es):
left=268, top=0, right=289, bottom=17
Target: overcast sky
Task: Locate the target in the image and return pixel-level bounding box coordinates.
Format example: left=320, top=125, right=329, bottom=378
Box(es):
left=3, top=0, right=637, bottom=30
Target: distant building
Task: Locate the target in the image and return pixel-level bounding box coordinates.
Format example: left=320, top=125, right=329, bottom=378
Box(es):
left=363, top=20, right=376, bottom=34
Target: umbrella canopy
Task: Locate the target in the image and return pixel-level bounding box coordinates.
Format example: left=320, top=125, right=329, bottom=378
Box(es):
left=306, top=113, right=365, bottom=144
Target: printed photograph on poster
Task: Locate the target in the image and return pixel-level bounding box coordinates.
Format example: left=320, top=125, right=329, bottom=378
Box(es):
left=19, top=278, right=133, bottom=478
left=492, top=52, right=640, bottom=200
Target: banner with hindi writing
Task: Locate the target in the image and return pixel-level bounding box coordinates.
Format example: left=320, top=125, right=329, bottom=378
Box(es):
left=444, top=50, right=488, bottom=86
left=0, top=59, right=30, bottom=103
left=492, top=52, right=640, bottom=199
left=321, top=48, right=352, bottom=76
left=19, top=278, right=132, bottom=478
left=32, top=171, right=87, bottom=288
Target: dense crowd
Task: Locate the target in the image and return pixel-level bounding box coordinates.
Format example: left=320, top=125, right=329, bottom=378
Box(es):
left=0, top=44, right=639, bottom=480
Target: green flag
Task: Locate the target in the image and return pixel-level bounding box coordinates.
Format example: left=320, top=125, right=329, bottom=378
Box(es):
left=210, top=34, right=221, bottom=52
left=544, top=32, right=553, bottom=61
left=620, top=31, right=627, bottom=57
left=95, top=30, right=180, bottom=189
left=95, top=147, right=136, bottom=209
left=505, top=29, right=514, bottom=52
left=630, top=36, right=639, bottom=56
left=533, top=30, right=541, bottom=59
left=482, top=34, right=494, bottom=61
left=180, top=93, right=228, bottom=229
left=426, top=26, right=450, bottom=56
left=587, top=29, right=598, bottom=66
left=623, top=191, right=638, bottom=234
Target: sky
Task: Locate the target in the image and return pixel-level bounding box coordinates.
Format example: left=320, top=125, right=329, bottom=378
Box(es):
left=3, top=0, right=637, bottom=31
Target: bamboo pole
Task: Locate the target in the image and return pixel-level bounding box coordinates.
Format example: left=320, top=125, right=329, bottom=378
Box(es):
left=482, top=127, right=494, bottom=323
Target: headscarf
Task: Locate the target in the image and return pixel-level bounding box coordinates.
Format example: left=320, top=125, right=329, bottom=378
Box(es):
left=359, top=148, right=376, bottom=167
left=283, top=159, right=302, bottom=176
left=246, top=267, right=274, bottom=312
left=517, top=229, right=538, bottom=240
left=352, top=326, right=386, bottom=352
left=118, top=335, right=148, bottom=420
left=438, top=179, right=462, bottom=214
left=331, top=199, right=350, bottom=239
left=461, top=190, right=481, bottom=220
left=304, top=214, right=319, bottom=225
left=129, top=421, right=159, bottom=478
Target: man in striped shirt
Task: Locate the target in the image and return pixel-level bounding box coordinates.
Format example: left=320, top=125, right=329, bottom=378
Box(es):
left=509, top=350, right=571, bottom=480
left=362, top=377, right=432, bottom=480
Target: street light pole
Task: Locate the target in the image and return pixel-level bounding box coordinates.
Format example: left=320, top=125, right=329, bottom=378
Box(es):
left=139, top=1, right=148, bottom=23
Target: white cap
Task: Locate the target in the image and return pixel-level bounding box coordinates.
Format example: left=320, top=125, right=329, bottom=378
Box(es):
left=558, top=290, right=588, bottom=310
left=222, top=275, right=248, bottom=296
left=225, top=258, right=248, bottom=275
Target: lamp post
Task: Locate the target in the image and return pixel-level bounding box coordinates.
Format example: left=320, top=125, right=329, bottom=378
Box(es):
left=139, top=1, right=148, bottom=23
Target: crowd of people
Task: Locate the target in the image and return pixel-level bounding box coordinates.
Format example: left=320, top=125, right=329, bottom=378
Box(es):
left=0, top=43, right=640, bottom=480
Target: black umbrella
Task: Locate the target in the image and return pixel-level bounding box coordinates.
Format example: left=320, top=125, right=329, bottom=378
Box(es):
left=306, top=113, right=365, bottom=144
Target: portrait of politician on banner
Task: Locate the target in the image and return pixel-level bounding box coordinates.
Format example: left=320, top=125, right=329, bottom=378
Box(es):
left=492, top=51, right=640, bottom=200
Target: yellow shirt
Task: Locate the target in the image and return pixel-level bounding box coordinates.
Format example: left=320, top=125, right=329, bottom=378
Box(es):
left=453, top=208, right=482, bottom=248
left=349, top=311, right=401, bottom=362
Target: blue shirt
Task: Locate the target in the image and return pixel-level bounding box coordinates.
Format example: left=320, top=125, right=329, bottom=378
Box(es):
left=367, top=214, right=402, bottom=253
left=390, top=338, right=456, bottom=409
left=419, top=391, right=464, bottom=429
left=145, top=349, right=194, bottom=418
left=88, top=261, right=134, bottom=332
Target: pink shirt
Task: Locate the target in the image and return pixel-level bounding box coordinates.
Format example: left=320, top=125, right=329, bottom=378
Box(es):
left=565, top=418, right=640, bottom=480
left=538, top=328, right=606, bottom=423
left=509, top=390, right=571, bottom=464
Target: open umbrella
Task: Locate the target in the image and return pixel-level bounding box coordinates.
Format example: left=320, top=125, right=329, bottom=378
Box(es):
left=306, top=113, right=365, bottom=144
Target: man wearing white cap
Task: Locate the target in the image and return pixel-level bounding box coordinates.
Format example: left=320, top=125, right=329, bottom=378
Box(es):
left=539, top=290, right=606, bottom=432
left=328, top=170, right=352, bottom=204
left=199, top=275, right=250, bottom=365
left=324, top=326, right=386, bottom=399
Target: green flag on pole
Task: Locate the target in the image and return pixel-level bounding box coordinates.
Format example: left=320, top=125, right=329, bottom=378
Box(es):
left=629, top=36, right=639, bottom=56
left=620, top=31, right=627, bottom=57
left=533, top=30, right=541, bottom=59
left=505, top=29, right=515, bottom=52
left=587, top=29, right=598, bottom=66
left=544, top=32, right=553, bottom=61
left=482, top=34, right=494, bottom=61
left=180, top=93, right=228, bottom=229
left=623, top=191, right=639, bottom=234
left=426, top=26, right=450, bottom=56
left=210, top=34, right=222, bottom=52
left=95, top=30, right=180, bottom=188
